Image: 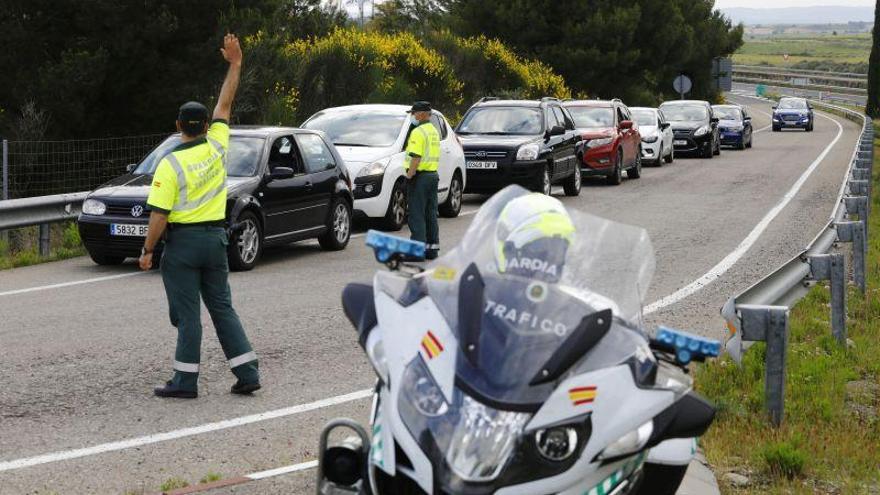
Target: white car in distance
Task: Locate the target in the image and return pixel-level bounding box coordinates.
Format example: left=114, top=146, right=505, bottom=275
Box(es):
left=302, top=105, right=466, bottom=230
left=630, top=107, right=674, bottom=166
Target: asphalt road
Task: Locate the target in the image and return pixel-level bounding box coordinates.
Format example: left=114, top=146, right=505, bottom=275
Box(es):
left=0, top=94, right=862, bottom=494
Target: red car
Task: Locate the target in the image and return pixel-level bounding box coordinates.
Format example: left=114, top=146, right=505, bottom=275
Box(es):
left=562, top=99, right=642, bottom=185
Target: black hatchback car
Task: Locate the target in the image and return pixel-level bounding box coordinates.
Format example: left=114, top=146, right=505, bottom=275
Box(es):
left=456, top=97, right=582, bottom=196
left=78, top=126, right=354, bottom=271
left=658, top=100, right=720, bottom=159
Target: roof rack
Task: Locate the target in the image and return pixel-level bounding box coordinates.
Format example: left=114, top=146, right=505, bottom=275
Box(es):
left=611, top=98, right=623, bottom=103
left=476, top=96, right=500, bottom=104
left=540, top=97, right=560, bottom=102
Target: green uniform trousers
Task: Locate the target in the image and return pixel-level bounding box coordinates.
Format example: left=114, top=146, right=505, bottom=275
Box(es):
left=407, top=171, right=440, bottom=255
left=160, top=226, right=259, bottom=392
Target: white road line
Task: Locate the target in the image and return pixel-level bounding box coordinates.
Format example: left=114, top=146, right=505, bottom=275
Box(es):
left=0, top=388, right=372, bottom=473
left=247, top=460, right=319, bottom=480
left=644, top=111, right=845, bottom=314
left=0, top=271, right=146, bottom=298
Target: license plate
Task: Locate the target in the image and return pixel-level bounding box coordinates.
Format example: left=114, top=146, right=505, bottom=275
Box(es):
left=110, top=224, right=148, bottom=237
left=674, top=140, right=687, bottom=146
left=466, top=160, right=498, bottom=170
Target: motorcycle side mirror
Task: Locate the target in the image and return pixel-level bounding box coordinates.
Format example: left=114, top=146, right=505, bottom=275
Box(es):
left=645, top=392, right=716, bottom=449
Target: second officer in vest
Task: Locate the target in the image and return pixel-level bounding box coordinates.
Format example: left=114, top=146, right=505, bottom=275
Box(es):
left=404, top=101, right=442, bottom=259
left=139, top=34, right=260, bottom=399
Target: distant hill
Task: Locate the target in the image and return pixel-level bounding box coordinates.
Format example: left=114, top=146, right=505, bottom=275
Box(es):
left=721, top=6, right=875, bottom=25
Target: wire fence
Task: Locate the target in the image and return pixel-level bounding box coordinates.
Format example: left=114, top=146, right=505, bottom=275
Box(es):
left=2, top=133, right=169, bottom=200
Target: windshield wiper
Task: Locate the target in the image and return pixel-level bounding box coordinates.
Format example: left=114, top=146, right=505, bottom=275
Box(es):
left=334, top=143, right=372, bottom=147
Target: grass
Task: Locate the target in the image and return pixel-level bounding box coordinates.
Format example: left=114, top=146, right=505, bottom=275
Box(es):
left=695, top=128, right=880, bottom=494
left=734, top=33, right=871, bottom=71
left=0, top=222, right=86, bottom=270
left=199, top=471, right=222, bottom=484
left=158, top=477, right=189, bottom=492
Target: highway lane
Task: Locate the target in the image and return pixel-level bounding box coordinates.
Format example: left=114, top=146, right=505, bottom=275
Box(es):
left=0, top=94, right=863, bottom=493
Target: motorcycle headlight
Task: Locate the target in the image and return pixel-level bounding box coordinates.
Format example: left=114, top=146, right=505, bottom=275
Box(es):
left=356, top=159, right=390, bottom=178
left=516, top=143, right=541, bottom=161
left=641, top=135, right=659, bottom=143
left=82, top=199, right=106, bottom=216
left=598, top=420, right=653, bottom=460
left=535, top=426, right=578, bottom=461
left=694, top=126, right=710, bottom=137
left=401, top=357, right=448, bottom=417
left=444, top=395, right=530, bottom=481
left=586, top=137, right=615, bottom=148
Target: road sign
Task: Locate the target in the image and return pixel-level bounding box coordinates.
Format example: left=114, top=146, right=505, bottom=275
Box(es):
left=674, top=74, right=692, bottom=99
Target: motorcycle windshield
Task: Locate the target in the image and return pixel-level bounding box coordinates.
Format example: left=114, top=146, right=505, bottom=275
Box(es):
left=420, top=186, right=655, bottom=408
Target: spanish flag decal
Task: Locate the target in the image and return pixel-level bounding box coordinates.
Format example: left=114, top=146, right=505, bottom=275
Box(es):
left=568, top=386, right=597, bottom=406
left=421, top=330, right=444, bottom=360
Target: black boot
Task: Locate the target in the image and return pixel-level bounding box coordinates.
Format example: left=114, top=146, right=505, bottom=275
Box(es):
left=231, top=380, right=261, bottom=395
left=154, top=380, right=197, bottom=399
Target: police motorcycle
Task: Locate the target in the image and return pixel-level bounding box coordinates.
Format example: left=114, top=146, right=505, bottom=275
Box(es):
left=317, top=186, right=720, bottom=495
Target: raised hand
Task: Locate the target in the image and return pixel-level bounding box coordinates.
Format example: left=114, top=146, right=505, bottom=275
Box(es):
left=220, top=33, right=242, bottom=66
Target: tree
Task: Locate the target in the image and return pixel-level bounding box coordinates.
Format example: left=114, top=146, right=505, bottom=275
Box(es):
left=443, top=0, right=743, bottom=103
left=372, top=0, right=446, bottom=35
left=867, top=0, right=880, bottom=117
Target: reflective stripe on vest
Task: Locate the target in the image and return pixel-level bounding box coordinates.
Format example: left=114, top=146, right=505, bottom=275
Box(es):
left=165, top=149, right=227, bottom=212
left=414, top=125, right=440, bottom=171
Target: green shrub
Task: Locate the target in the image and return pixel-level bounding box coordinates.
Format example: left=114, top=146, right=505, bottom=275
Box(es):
left=199, top=472, right=222, bottom=484
left=61, top=222, right=81, bottom=249
left=760, top=439, right=807, bottom=479
left=158, top=477, right=189, bottom=491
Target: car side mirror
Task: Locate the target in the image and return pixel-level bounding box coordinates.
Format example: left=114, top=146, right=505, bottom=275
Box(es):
left=269, top=166, right=295, bottom=180
left=549, top=125, right=565, bottom=136
left=772, top=106, right=778, bottom=110
left=126, top=163, right=137, bottom=173
left=710, top=117, right=719, bottom=124
left=660, top=122, right=671, bottom=130
left=743, top=116, right=752, bottom=121
left=619, top=120, right=634, bottom=130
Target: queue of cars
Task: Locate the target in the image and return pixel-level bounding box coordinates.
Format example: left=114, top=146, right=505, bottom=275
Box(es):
left=77, top=95, right=768, bottom=270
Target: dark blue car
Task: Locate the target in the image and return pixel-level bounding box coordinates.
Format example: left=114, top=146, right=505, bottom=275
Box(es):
left=772, top=97, right=814, bottom=132
left=712, top=104, right=753, bottom=150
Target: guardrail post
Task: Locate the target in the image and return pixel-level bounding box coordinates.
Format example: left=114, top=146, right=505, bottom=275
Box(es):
left=39, top=223, right=50, bottom=257
left=845, top=195, right=869, bottom=238
left=836, top=220, right=867, bottom=293
left=1, top=139, right=7, bottom=247
left=809, top=253, right=847, bottom=343
left=739, top=304, right=789, bottom=427
left=849, top=179, right=869, bottom=197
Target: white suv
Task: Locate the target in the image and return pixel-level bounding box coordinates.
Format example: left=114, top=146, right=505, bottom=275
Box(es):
left=630, top=107, right=674, bottom=166
left=303, top=104, right=466, bottom=230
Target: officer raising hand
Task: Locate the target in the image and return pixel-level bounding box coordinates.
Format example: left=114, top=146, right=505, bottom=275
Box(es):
left=139, top=34, right=260, bottom=399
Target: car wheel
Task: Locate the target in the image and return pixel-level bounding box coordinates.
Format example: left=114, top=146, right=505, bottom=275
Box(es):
left=381, top=179, right=407, bottom=231
left=737, top=136, right=746, bottom=150
left=772, top=125, right=780, bottom=132
left=88, top=251, right=125, bottom=266
left=563, top=164, right=581, bottom=196
left=228, top=210, right=262, bottom=271
left=319, top=199, right=352, bottom=251
left=746, top=133, right=753, bottom=148
left=633, top=464, right=688, bottom=495
left=439, top=171, right=463, bottom=218
left=702, top=141, right=713, bottom=159
left=664, top=146, right=674, bottom=164
left=655, top=145, right=663, bottom=167
left=534, top=166, right=552, bottom=195
left=606, top=150, right=623, bottom=185
left=807, top=121, right=814, bottom=132
left=628, top=149, right=642, bottom=179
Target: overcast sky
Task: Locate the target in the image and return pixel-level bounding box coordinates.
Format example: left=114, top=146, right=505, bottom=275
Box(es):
left=714, top=0, right=874, bottom=7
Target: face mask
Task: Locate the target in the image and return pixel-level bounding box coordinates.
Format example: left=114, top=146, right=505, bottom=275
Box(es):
left=411, top=116, right=420, bottom=126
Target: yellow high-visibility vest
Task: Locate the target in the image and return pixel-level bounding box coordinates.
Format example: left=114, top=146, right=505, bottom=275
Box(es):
left=405, top=121, right=441, bottom=172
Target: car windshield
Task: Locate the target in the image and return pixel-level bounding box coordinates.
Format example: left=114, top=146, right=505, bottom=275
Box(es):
left=660, top=104, right=708, bottom=122
left=713, top=107, right=742, bottom=120
left=457, top=107, right=543, bottom=135
left=630, top=109, right=656, bottom=127
left=778, top=99, right=808, bottom=110
left=303, top=110, right=406, bottom=147
left=566, top=106, right=615, bottom=128
left=133, top=135, right=264, bottom=177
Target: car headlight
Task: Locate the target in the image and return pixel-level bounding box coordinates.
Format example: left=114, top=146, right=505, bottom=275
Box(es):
left=356, top=159, right=390, bottom=178
left=535, top=426, right=578, bottom=461
left=641, top=135, right=659, bottom=144
left=772, top=115, right=780, bottom=122
left=401, top=357, right=448, bottom=417
left=82, top=199, right=106, bottom=216
left=694, top=126, right=711, bottom=137
left=516, top=143, right=541, bottom=161
left=598, top=420, right=653, bottom=460
left=586, top=137, right=615, bottom=148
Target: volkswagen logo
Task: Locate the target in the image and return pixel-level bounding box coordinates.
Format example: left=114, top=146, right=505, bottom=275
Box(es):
left=130, top=205, right=144, bottom=218
left=475, top=151, right=488, bottom=158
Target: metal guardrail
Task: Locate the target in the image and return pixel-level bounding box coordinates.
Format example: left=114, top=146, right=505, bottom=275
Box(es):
left=733, top=64, right=869, bottom=80
left=721, top=94, right=875, bottom=427
left=0, top=192, right=89, bottom=256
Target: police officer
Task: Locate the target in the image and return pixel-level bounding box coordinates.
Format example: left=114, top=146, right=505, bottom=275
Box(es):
left=404, top=101, right=442, bottom=259
left=139, top=34, right=260, bottom=399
